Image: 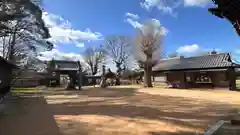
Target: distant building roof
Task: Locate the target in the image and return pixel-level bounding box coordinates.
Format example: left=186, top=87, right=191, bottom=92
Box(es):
left=51, top=60, right=79, bottom=71
left=153, top=53, right=239, bottom=72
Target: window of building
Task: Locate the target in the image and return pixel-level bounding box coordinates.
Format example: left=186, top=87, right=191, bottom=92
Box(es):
left=195, top=72, right=212, bottom=83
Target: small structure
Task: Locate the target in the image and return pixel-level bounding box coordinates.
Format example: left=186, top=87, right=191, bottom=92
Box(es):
left=46, top=60, right=102, bottom=89
left=46, top=60, right=81, bottom=89
left=153, top=52, right=239, bottom=90
left=0, top=56, right=18, bottom=95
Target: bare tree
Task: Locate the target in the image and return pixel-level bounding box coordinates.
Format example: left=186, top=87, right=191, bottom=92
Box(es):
left=0, top=0, right=49, bottom=38
left=0, top=0, right=52, bottom=86
left=0, top=0, right=51, bottom=62
left=83, top=46, right=105, bottom=75
left=133, top=20, right=163, bottom=87
left=103, top=35, right=130, bottom=85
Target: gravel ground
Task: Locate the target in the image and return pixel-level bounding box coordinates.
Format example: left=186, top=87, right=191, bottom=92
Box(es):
left=0, top=87, right=240, bottom=135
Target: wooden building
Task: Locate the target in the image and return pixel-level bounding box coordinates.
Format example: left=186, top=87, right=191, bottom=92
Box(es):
left=12, top=69, right=52, bottom=88
left=47, top=60, right=101, bottom=86
left=0, top=56, right=18, bottom=95
left=152, top=52, right=239, bottom=90
left=46, top=60, right=80, bottom=86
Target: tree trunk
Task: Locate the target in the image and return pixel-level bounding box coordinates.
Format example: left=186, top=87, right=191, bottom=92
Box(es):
left=144, top=68, right=147, bottom=87
left=115, top=76, right=120, bottom=85
left=146, top=65, right=153, bottom=87
left=91, top=72, right=97, bottom=85
left=115, top=68, right=121, bottom=85
left=100, top=65, right=107, bottom=88
left=144, top=56, right=153, bottom=88
left=100, top=77, right=107, bottom=88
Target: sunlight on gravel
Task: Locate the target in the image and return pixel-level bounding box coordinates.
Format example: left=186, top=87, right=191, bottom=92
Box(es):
left=55, top=115, right=202, bottom=135
left=2, top=87, right=239, bottom=135
left=42, top=87, right=240, bottom=135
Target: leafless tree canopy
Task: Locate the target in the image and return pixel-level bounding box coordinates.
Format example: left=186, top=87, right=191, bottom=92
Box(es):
left=133, top=20, right=164, bottom=87
left=134, top=20, right=163, bottom=67
left=83, top=46, right=105, bottom=75
left=0, top=0, right=52, bottom=69
left=104, top=35, right=130, bottom=70
left=0, top=0, right=49, bottom=38
left=103, top=35, right=131, bottom=85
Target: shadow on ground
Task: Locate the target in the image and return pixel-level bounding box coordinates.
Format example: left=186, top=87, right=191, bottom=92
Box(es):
left=0, top=95, right=63, bottom=135
left=149, top=131, right=200, bottom=135
left=45, top=87, right=137, bottom=97
left=44, top=87, right=237, bottom=135
left=0, top=87, right=238, bottom=135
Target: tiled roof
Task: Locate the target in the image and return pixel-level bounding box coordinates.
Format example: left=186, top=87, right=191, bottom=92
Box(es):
left=153, top=53, right=238, bottom=71
left=54, top=60, right=79, bottom=71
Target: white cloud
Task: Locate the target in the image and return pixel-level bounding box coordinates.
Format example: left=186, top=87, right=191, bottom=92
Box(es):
left=125, top=18, right=143, bottom=29
left=42, top=12, right=102, bottom=46
left=140, top=0, right=212, bottom=15
left=184, top=0, right=212, bottom=7
left=176, top=44, right=221, bottom=55
left=124, top=14, right=168, bottom=36
left=177, top=44, right=200, bottom=53
left=37, top=12, right=105, bottom=70
left=38, top=49, right=84, bottom=61
left=150, top=19, right=168, bottom=35
left=125, top=12, right=139, bottom=20
left=37, top=49, right=91, bottom=71
left=140, top=0, right=180, bottom=15
left=76, top=43, right=85, bottom=48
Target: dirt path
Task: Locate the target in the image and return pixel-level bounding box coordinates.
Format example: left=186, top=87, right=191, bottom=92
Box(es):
left=0, top=87, right=239, bottom=135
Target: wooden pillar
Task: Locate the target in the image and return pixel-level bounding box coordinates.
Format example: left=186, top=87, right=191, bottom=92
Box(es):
left=164, top=72, right=169, bottom=86
left=77, top=61, right=82, bottom=90
left=188, top=72, right=195, bottom=88
left=165, top=73, right=168, bottom=82
left=209, top=72, right=215, bottom=89
left=152, top=75, right=155, bottom=82
left=179, top=71, right=187, bottom=89
left=228, top=67, right=236, bottom=90
left=183, top=72, right=187, bottom=88
left=56, top=72, right=60, bottom=86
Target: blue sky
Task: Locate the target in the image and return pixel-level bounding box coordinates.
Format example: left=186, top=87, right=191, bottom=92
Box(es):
left=39, top=0, right=240, bottom=64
